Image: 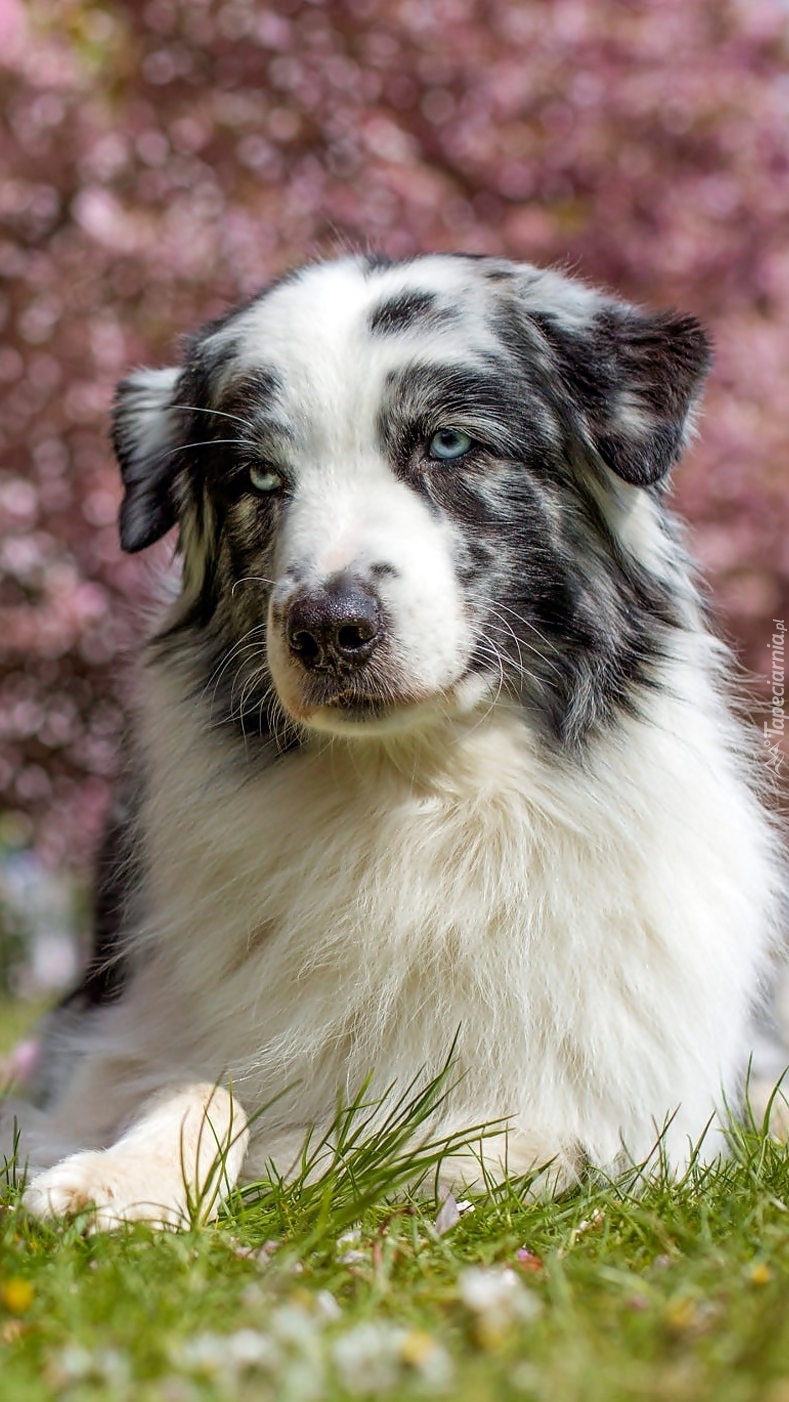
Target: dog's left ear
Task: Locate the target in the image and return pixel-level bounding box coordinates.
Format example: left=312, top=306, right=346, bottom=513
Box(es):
left=533, top=303, right=712, bottom=487
left=112, top=366, right=183, bottom=553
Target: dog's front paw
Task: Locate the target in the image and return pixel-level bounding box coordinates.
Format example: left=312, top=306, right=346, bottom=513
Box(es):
left=23, top=1148, right=192, bottom=1229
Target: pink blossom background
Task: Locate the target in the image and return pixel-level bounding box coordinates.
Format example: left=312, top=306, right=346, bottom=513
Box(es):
left=1, top=0, right=789, bottom=871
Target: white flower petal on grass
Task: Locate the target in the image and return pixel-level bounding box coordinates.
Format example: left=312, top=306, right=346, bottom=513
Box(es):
left=434, top=1192, right=461, bottom=1235
left=281, top=1355, right=326, bottom=1400
left=336, top=1228, right=361, bottom=1248
left=226, top=1329, right=281, bottom=1370
left=170, top=1304, right=453, bottom=1398
left=172, top=1329, right=280, bottom=1379
left=97, top=1349, right=132, bottom=1391
left=54, top=1346, right=95, bottom=1382
left=459, top=1266, right=542, bottom=1331
left=270, top=1304, right=324, bottom=1347
left=229, top=1237, right=281, bottom=1263
left=270, top=1304, right=326, bottom=1392
left=49, top=1345, right=131, bottom=1392
left=337, top=1228, right=369, bottom=1265
left=332, top=1321, right=454, bottom=1396
left=315, top=1288, right=342, bottom=1321
left=399, top=1330, right=455, bottom=1391
left=332, top=1322, right=407, bottom=1395
left=171, top=1333, right=232, bottom=1377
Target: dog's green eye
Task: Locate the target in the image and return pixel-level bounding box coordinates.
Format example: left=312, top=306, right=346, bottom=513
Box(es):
left=249, top=464, right=282, bottom=493
left=429, top=429, right=473, bottom=461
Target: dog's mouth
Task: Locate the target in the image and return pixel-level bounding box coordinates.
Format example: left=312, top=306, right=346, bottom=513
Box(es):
left=269, top=648, right=494, bottom=738
left=283, top=669, right=427, bottom=727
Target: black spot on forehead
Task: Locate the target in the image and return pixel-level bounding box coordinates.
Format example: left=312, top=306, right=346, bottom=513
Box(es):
left=175, top=359, right=288, bottom=451
left=380, top=359, right=539, bottom=441
left=216, top=368, right=283, bottom=425
left=369, top=291, right=442, bottom=336
left=180, top=334, right=240, bottom=407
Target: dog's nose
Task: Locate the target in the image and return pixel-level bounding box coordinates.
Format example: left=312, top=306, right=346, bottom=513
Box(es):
left=285, top=579, right=382, bottom=671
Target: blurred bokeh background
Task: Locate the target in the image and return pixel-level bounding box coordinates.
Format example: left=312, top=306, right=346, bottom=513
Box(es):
left=1, top=0, right=789, bottom=1002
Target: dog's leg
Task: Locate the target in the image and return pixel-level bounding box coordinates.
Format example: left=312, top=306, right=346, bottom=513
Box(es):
left=433, top=1124, right=585, bottom=1197
left=22, top=1083, right=248, bottom=1230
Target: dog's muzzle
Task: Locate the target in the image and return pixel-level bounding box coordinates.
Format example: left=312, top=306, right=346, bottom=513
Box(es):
left=285, top=576, right=382, bottom=674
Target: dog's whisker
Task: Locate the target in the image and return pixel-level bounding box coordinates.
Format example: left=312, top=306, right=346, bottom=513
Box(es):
left=153, top=437, right=251, bottom=464
left=204, top=628, right=269, bottom=712
left=485, top=610, right=564, bottom=680
left=255, top=681, right=291, bottom=756
left=172, top=403, right=258, bottom=433
left=472, top=626, right=560, bottom=696
left=230, top=659, right=268, bottom=721
left=231, top=575, right=277, bottom=595
left=491, top=601, right=563, bottom=660
left=456, top=649, right=507, bottom=742
left=485, top=611, right=528, bottom=676
left=235, top=665, right=271, bottom=749
left=205, top=627, right=267, bottom=687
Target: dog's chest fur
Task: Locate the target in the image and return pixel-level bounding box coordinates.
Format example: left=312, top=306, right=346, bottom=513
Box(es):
left=126, top=645, right=770, bottom=1172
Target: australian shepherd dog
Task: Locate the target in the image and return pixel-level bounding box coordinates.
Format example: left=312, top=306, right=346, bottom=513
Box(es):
left=3, top=254, right=784, bottom=1227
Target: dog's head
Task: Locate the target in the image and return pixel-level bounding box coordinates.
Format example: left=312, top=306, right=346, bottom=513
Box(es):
left=113, top=255, right=710, bottom=748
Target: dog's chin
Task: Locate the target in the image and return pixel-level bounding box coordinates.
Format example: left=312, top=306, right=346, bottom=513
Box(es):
left=274, top=670, right=495, bottom=739
left=304, top=697, right=441, bottom=738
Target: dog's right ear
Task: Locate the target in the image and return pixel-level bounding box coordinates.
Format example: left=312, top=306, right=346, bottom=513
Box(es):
left=112, top=366, right=183, bottom=553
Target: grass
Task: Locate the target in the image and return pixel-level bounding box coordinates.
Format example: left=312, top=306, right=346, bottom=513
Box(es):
left=2, top=1003, right=789, bottom=1401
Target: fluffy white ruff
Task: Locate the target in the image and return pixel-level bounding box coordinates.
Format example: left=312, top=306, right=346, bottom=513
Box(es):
left=13, top=626, right=781, bottom=1224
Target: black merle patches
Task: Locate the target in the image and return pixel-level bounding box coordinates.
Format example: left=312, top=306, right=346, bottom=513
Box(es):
left=151, top=353, right=295, bottom=751
left=483, top=265, right=516, bottom=284
left=112, top=344, right=285, bottom=559
left=180, top=329, right=242, bottom=407
left=369, top=291, right=440, bottom=336
left=117, top=334, right=293, bottom=757
left=216, top=367, right=284, bottom=425
left=529, top=305, right=711, bottom=487
left=463, top=495, right=682, bottom=752
left=376, top=329, right=682, bottom=750
left=113, top=368, right=184, bottom=553
left=177, top=366, right=287, bottom=504
left=379, top=360, right=554, bottom=479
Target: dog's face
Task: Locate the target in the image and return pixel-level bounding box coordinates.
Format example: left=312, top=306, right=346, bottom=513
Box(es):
left=113, top=255, right=710, bottom=749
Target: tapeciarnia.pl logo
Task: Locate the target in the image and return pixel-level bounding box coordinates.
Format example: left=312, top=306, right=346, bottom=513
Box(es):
left=764, top=618, right=786, bottom=775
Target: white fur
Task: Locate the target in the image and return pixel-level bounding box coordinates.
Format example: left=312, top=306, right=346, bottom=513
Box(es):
left=13, top=632, right=779, bottom=1216
left=115, top=366, right=181, bottom=462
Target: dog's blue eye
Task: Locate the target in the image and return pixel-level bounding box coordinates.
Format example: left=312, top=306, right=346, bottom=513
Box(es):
left=429, top=429, right=473, bottom=461
left=249, top=464, right=282, bottom=493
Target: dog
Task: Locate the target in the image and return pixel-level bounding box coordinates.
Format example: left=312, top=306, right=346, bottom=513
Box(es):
left=3, top=252, right=785, bottom=1228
